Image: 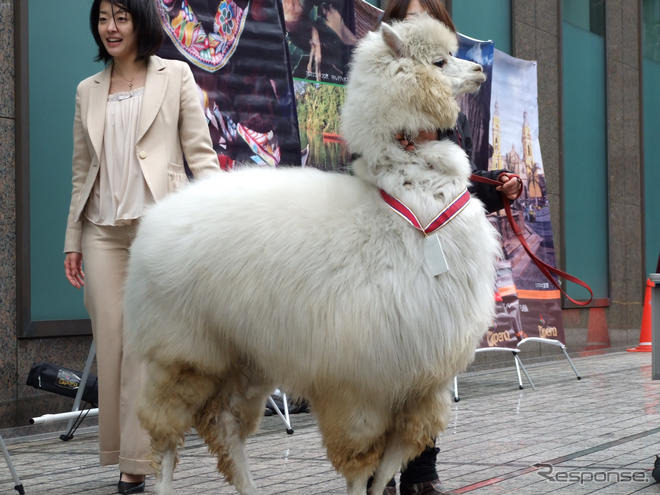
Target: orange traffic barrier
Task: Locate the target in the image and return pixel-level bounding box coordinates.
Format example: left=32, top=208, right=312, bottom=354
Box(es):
left=627, top=278, right=655, bottom=352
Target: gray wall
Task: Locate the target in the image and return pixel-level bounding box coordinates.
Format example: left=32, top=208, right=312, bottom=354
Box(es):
left=606, top=0, right=645, bottom=330
left=0, top=0, right=18, bottom=427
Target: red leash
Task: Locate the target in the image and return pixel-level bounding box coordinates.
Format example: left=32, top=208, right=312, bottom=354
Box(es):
left=471, top=173, right=593, bottom=306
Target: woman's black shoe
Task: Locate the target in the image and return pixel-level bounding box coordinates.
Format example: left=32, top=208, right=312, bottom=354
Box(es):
left=117, top=475, right=145, bottom=494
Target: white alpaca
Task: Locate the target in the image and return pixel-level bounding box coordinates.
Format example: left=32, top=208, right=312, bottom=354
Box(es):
left=124, top=15, right=499, bottom=495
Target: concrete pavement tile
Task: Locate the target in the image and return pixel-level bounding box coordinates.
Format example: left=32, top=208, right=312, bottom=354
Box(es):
left=627, top=484, right=660, bottom=494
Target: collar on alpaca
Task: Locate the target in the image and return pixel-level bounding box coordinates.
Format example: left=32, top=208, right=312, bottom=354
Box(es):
left=380, top=188, right=471, bottom=236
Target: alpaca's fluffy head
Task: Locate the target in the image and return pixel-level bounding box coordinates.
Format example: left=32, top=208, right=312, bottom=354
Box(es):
left=341, top=15, right=486, bottom=165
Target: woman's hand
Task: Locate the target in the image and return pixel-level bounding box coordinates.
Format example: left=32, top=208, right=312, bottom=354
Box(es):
left=64, top=252, right=85, bottom=289
left=497, top=173, right=523, bottom=201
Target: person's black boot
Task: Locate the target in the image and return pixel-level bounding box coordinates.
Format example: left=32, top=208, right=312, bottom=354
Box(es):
left=399, top=479, right=446, bottom=495
left=652, top=455, right=660, bottom=483
left=366, top=475, right=396, bottom=494
left=384, top=477, right=396, bottom=494
left=400, top=446, right=446, bottom=494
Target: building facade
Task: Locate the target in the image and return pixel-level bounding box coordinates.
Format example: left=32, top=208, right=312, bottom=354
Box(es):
left=0, top=0, right=657, bottom=429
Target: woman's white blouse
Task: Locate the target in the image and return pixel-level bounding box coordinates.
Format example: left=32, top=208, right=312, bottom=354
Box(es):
left=85, top=88, right=153, bottom=226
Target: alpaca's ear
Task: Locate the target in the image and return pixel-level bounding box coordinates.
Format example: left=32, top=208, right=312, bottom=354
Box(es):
left=381, top=23, right=405, bottom=58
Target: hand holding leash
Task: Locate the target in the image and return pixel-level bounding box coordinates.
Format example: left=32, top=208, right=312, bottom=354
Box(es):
left=471, top=172, right=594, bottom=306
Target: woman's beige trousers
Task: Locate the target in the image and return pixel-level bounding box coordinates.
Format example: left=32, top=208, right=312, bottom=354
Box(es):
left=81, top=220, right=152, bottom=475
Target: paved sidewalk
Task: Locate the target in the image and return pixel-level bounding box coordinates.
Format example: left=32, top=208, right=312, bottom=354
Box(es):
left=2, top=351, right=660, bottom=494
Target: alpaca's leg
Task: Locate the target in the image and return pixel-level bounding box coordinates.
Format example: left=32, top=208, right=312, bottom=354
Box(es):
left=195, top=373, right=272, bottom=495
left=310, top=391, right=390, bottom=495
left=154, top=449, right=177, bottom=495
left=347, top=475, right=370, bottom=495
left=137, top=361, right=218, bottom=495
left=372, top=385, right=452, bottom=493
left=368, top=434, right=417, bottom=495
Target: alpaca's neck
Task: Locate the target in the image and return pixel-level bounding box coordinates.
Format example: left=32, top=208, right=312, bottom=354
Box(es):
left=353, top=148, right=471, bottom=226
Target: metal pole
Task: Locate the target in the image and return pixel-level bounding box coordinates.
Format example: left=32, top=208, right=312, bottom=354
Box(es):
left=0, top=434, right=25, bottom=494
left=31, top=408, right=99, bottom=425
left=513, top=353, right=536, bottom=390
left=61, top=341, right=96, bottom=440
left=513, top=351, right=524, bottom=389
left=452, top=376, right=459, bottom=402
left=267, top=396, right=294, bottom=435
left=650, top=273, right=660, bottom=380
left=561, top=346, right=582, bottom=380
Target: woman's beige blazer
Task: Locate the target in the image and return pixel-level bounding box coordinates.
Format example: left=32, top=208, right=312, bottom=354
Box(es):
left=64, top=55, right=220, bottom=253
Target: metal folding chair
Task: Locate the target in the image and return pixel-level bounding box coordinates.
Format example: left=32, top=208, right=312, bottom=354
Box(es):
left=516, top=337, right=581, bottom=380
left=452, top=347, right=535, bottom=402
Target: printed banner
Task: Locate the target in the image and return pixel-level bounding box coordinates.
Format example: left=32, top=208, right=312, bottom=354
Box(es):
left=294, top=80, right=350, bottom=170
left=354, top=0, right=382, bottom=38
left=156, top=0, right=301, bottom=169
left=454, top=36, right=522, bottom=350
left=456, top=34, right=494, bottom=171
left=283, top=0, right=356, bottom=85
left=478, top=48, right=566, bottom=349
left=285, top=0, right=357, bottom=170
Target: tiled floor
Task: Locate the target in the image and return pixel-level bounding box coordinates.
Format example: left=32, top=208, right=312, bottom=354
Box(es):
left=2, top=351, right=660, bottom=494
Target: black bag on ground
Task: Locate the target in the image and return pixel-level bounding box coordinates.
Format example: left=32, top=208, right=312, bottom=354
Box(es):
left=26, top=362, right=98, bottom=406
left=264, top=395, right=309, bottom=416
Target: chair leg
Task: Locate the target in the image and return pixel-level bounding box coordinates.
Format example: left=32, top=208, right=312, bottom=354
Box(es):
left=268, top=391, right=294, bottom=434
left=61, top=340, right=96, bottom=441
left=281, top=393, right=293, bottom=434
left=561, top=346, right=582, bottom=380
left=513, top=352, right=524, bottom=389
left=513, top=353, right=536, bottom=390
left=0, top=434, right=25, bottom=494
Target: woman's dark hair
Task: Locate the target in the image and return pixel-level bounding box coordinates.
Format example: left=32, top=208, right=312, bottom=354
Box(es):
left=381, top=0, right=456, bottom=32
left=90, top=0, right=164, bottom=63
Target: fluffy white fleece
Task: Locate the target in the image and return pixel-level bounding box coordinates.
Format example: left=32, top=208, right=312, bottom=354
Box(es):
left=124, top=14, right=499, bottom=495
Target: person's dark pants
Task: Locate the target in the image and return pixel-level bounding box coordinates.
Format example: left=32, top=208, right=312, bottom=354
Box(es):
left=367, top=442, right=440, bottom=489
left=400, top=444, right=440, bottom=486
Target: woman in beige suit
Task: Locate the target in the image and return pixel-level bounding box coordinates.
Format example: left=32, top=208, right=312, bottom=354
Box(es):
left=63, top=1, right=219, bottom=493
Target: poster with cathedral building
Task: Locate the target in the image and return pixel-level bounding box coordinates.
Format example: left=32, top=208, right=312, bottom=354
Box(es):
left=478, top=48, right=566, bottom=349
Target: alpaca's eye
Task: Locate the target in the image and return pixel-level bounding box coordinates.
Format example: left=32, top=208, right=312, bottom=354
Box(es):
left=434, top=59, right=446, bottom=68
